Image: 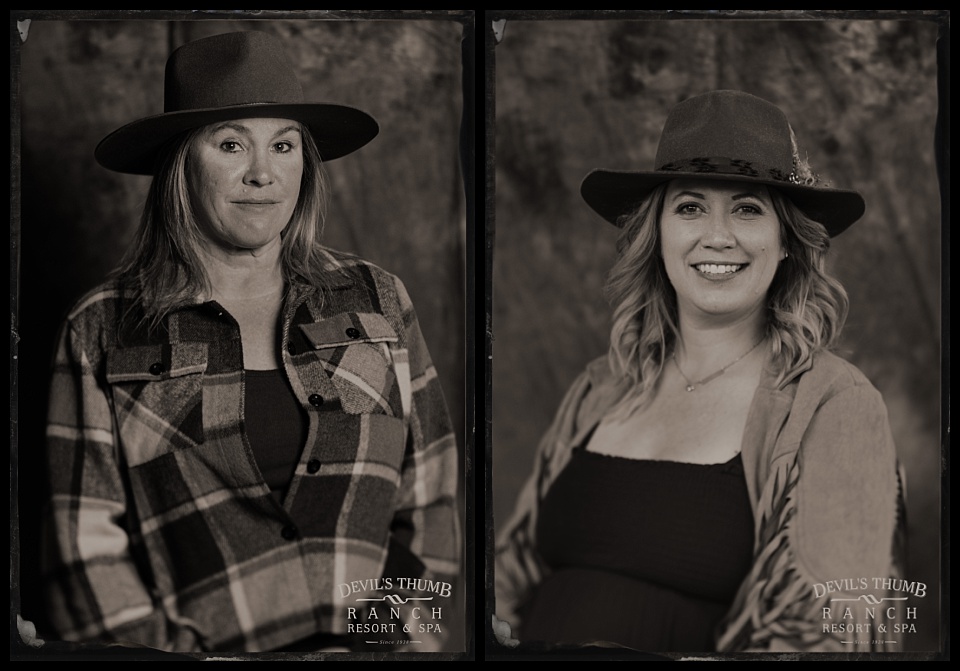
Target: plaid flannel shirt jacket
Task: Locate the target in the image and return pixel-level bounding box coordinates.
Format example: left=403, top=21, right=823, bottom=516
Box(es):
left=42, top=248, right=460, bottom=653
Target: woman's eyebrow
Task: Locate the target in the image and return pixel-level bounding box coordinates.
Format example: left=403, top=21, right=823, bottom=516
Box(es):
left=732, top=191, right=768, bottom=202
left=671, top=190, right=705, bottom=201
left=206, top=123, right=301, bottom=138
left=209, top=121, right=251, bottom=135
left=272, top=125, right=301, bottom=139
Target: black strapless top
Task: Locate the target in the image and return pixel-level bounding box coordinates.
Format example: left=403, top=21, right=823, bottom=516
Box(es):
left=521, top=448, right=755, bottom=652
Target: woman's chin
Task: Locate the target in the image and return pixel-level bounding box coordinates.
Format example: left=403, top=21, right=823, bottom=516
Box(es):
left=206, top=235, right=284, bottom=257
left=683, top=300, right=765, bottom=323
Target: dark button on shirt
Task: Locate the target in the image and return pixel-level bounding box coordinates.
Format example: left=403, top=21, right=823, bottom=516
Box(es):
left=281, top=525, right=298, bottom=541
left=287, top=342, right=297, bottom=355
left=149, top=362, right=165, bottom=376
left=308, top=394, right=324, bottom=407
left=345, top=327, right=361, bottom=339
left=307, top=459, right=322, bottom=474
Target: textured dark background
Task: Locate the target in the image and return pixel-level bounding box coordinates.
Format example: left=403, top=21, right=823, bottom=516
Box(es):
left=13, top=15, right=469, bottom=653
left=490, top=15, right=944, bottom=654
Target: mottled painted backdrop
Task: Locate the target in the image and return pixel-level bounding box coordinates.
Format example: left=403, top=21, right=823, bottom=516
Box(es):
left=491, top=17, right=942, bottom=653
left=14, top=17, right=468, bottom=652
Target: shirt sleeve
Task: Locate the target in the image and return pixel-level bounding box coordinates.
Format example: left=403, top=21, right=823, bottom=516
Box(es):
left=492, top=442, right=547, bottom=638
left=385, top=278, right=461, bottom=652
left=41, top=319, right=199, bottom=651
left=493, top=368, right=592, bottom=639
left=716, top=382, right=903, bottom=653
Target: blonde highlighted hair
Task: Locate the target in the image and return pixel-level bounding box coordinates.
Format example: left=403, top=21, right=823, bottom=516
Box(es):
left=605, top=182, right=848, bottom=416
left=113, top=122, right=336, bottom=333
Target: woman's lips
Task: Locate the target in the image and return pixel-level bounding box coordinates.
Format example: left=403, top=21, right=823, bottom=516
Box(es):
left=692, top=262, right=748, bottom=277
left=232, top=200, right=281, bottom=212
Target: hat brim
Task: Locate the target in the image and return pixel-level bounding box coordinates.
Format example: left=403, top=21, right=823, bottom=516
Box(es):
left=580, top=169, right=865, bottom=238
left=95, top=103, right=379, bottom=175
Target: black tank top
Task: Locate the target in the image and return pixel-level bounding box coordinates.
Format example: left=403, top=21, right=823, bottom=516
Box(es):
left=243, top=368, right=308, bottom=504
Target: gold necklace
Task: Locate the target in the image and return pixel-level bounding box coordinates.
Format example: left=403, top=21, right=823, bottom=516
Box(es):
left=672, top=339, right=764, bottom=392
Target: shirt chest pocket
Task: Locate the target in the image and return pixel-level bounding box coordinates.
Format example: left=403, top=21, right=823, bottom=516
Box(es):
left=105, top=342, right=208, bottom=463
left=299, top=313, right=404, bottom=417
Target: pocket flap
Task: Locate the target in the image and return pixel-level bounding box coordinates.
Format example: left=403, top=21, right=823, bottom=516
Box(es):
left=299, top=313, right=398, bottom=350
left=106, top=342, right=208, bottom=383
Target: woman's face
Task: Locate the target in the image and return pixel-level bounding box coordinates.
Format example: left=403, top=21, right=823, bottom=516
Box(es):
left=187, top=117, right=303, bottom=254
left=660, top=179, right=785, bottom=325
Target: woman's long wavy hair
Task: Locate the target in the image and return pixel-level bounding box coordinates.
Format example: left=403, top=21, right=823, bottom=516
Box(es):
left=604, top=181, right=849, bottom=417
left=113, top=121, right=334, bottom=333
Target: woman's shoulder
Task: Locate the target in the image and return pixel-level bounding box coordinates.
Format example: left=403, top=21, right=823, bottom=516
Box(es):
left=59, top=277, right=136, bottom=329
left=549, top=355, right=624, bottom=441
left=562, top=355, right=615, bottom=403
left=50, top=278, right=139, bottom=365
left=316, top=246, right=402, bottom=285
left=314, top=245, right=410, bottom=301
left=798, top=349, right=883, bottom=402
left=307, top=246, right=424, bottom=338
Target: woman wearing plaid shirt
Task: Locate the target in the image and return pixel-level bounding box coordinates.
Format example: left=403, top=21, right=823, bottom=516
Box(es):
left=41, top=31, right=460, bottom=654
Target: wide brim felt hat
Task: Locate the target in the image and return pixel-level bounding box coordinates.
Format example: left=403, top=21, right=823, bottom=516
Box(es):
left=580, top=90, right=865, bottom=237
left=95, top=31, right=379, bottom=175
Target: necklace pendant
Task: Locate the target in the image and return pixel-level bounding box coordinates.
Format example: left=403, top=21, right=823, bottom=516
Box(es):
left=686, top=385, right=695, bottom=392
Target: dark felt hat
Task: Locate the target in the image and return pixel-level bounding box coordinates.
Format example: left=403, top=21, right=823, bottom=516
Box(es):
left=95, top=31, right=379, bottom=175
left=580, top=90, right=865, bottom=237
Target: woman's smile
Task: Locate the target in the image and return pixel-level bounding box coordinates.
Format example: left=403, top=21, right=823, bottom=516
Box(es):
left=661, top=179, right=784, bottom=322
left=691, top=262, right=748, bottom=278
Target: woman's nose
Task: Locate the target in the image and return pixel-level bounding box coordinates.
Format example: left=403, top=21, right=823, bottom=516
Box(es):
left=243, top=150, right=274, bottom=187
left=700, top=212, right=736, bottom=248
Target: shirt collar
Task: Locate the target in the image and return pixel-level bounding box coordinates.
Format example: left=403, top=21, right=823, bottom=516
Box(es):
left=129, top=247, right=359, bottom=315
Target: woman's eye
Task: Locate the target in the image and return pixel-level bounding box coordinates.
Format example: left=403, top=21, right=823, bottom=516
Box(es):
left=676, top=203, right=704, bottom=215
left=274, top=141, right=293, bottom=153
left=734, top=203, right=763, bottom=216
left=219, top=141, right=242, bottom=152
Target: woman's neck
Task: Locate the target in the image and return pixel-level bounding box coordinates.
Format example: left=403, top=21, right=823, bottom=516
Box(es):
left=674, top=309, right=768, bottom=375
left=198, top=238, right=285, bottom=303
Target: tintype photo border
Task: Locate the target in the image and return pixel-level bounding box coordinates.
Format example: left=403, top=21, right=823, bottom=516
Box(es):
left=10, top=9, right=477, bottom=662
left=482, top=9, right=949, bottom=662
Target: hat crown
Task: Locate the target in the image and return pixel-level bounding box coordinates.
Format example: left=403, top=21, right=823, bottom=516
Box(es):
left=164, top=31, right=304, bottom=113
left=96, top=30, right=379, bottom=175
left=654, top=90, right=793, bottom=174
left=580, top=89, right=865, bottom=236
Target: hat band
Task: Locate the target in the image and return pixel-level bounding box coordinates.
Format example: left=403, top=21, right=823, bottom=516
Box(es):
left=658, top=156, right=803, bottom=184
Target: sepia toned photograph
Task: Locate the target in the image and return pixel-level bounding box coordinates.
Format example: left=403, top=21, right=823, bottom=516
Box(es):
left=487, top=11, right=945, bottom=659
left=12, top=11, right=473, bottom=660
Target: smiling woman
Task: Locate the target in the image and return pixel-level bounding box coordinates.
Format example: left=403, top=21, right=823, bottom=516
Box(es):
left=660, top=181, right=785, bottom=325
left=39, top=30, right=460, bottom=655
left=495, top=90, right=905, bottom=653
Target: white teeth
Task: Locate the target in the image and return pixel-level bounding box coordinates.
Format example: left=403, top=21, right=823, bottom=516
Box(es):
left=695, top=263, right=744, bottom=274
